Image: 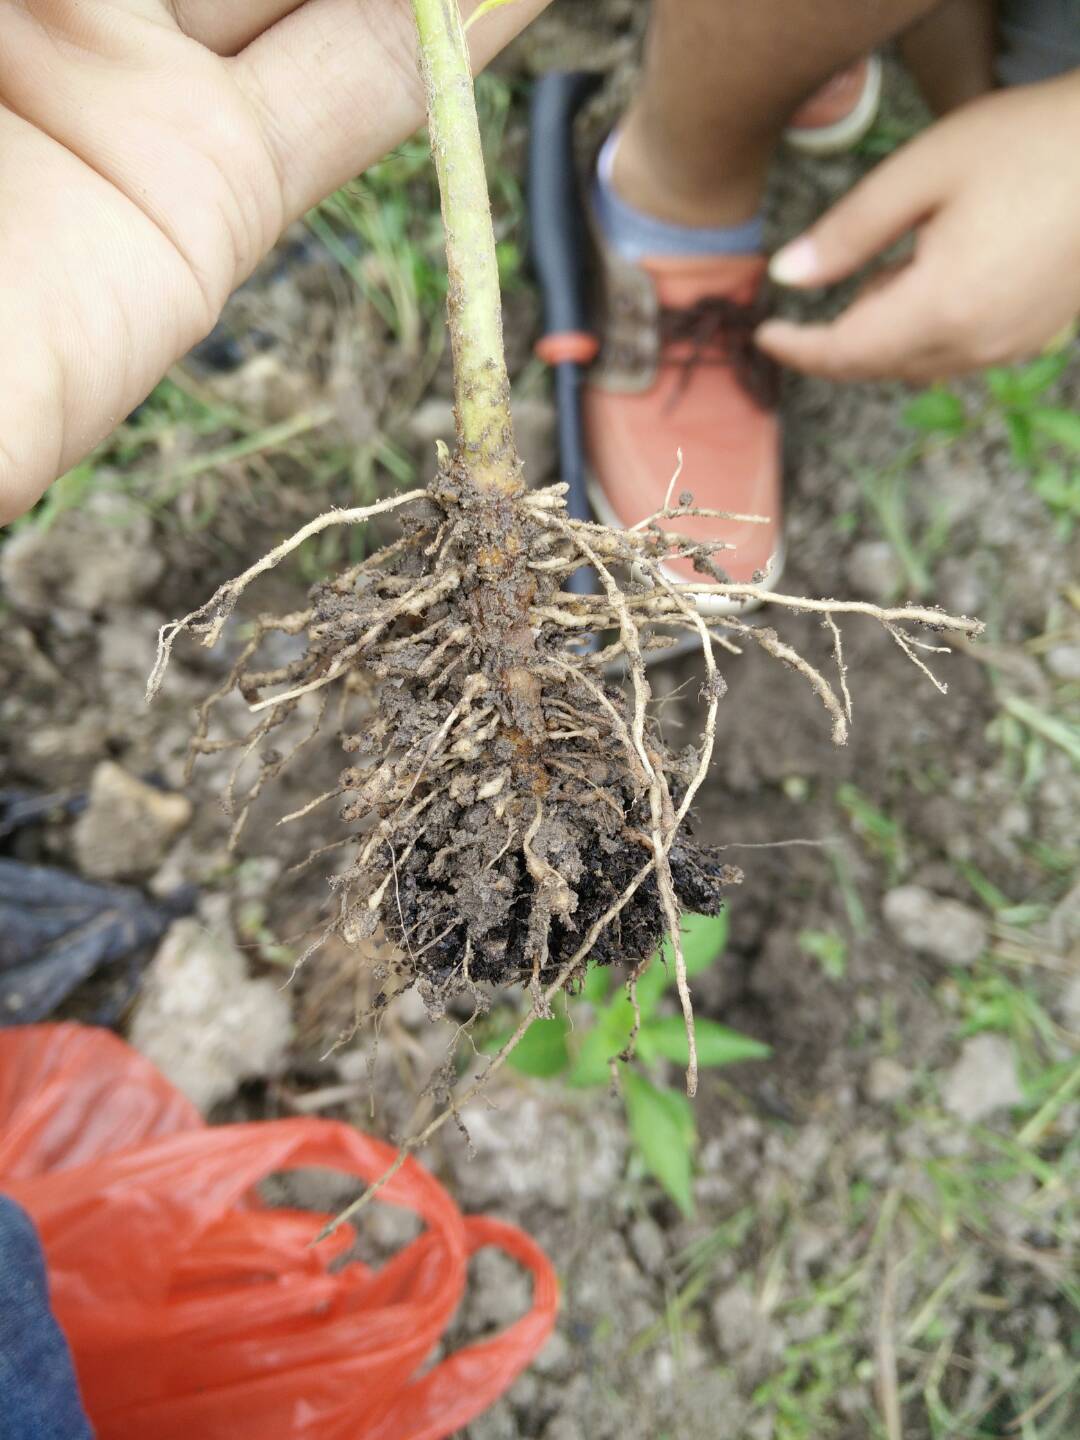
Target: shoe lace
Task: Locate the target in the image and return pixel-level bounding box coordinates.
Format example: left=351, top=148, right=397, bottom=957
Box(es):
left=657, top=294, right=780, bottom=410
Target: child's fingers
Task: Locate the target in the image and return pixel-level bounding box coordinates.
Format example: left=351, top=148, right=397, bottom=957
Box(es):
left=232, top=0, right=551, bottom=224
left=769, top=133, right=950, bottom=289
left=755, top=267, right=941, bottom=381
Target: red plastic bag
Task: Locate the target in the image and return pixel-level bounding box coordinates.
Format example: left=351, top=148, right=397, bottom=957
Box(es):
left=0, top=1024, right=558, bottom=1439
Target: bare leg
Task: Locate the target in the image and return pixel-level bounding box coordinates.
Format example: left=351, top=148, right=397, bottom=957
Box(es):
left=899, top=0, right=997, bottom=113
left=614, top=0, right=956, bottom=228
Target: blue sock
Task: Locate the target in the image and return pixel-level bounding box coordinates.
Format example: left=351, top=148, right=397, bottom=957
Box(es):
left=593, top=130, right=764, bottom=264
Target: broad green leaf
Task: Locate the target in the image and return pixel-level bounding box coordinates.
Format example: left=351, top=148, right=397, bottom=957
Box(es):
left=986, top=352, right=1070, bottom=405
left=641, top=1015, right=771, bottom=1069
left=667, top=909, right=729, bottom=976
left=600, top=992, right=636, bottom=1039
left=626, top=911, right=731, bottom=1017
left=623, top=1071, right=696, bottom=1216
left=505, top=1016, right=570, bottom=1078
left=1030, top=464, right=1080, bottom=535
left=901, top=387, right=967, bottom=435
left=634, top=956, right=671, bottom=1016
left=567, top=1025, right=623, bottom=1087
left=581, top=964, right=612, bottom=1005
left=1030, top=407, right=1080, bottom=454
left=1004, top=412, right=1035, bottom=466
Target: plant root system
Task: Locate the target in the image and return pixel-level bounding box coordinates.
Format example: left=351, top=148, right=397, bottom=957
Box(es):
left=149, top=461, right=982, bottom=1105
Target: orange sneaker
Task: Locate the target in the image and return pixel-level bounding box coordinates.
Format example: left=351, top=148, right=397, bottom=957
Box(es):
left=784, top=55, right=883, bottom=155
left=583, top=242, right=784, bottom=617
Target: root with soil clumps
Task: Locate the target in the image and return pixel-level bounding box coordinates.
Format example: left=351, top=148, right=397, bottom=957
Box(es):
left=148, top=461, right=979, bottom=1100
left=147, top=0, right=981, bottom=1218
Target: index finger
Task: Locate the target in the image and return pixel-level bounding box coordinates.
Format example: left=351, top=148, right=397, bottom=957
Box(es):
left=233, top=0, right=552, bottom=223
left=755, top=265, right=944, bottom=382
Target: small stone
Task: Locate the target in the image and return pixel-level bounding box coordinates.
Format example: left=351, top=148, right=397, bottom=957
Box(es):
left=0, top=495, right=164, bottom=616
left=1045, top=644, right=1080, bottom=682
left=710, top=1280, right=759, bottom=1357
left=542, top=1418, right=586, bottom=1440
left=532, top=1331, right=573, bottom=1378
left=1061, top=973, right=1080, bottom=1032
left=1048, top=881, right=1080, bottom=953
left=790, top=1225, right=831, bottom=1276
left=849, top=1128, right=892, bottom=1183
left=214, top=352, right=312, bottom=424
left=405, top=397, right=455, bottom=455
left=866, top=1056, right=914, bottom=1104
left=942, top=1035, right=1022, bottom=1123
left=73, top=762, right=192, bottom=880
left=465, top=1399, right=517, bottom=1440
left=464, top=1248, right=532, bottom=1332
left=129, top=913, right=293, bottom=1111
left=627, top=1216, right=667, bottom=1276
left=936, top=556, right=986, bottom=619
left=393, top=985, right=429, bottom=1031
left=883, top=885, right=988, bottom=967
left=454, top=1092, right=626, bottom=1211
left=512, top=396, right=558, bottom=485
left=845, top=540, right=904, bottom=602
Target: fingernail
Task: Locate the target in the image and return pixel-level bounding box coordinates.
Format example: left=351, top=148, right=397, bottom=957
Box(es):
left=769, top=237, right=819, bottom=286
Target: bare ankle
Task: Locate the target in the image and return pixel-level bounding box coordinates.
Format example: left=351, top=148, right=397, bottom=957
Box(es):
left=610, top=111, right=768, bottom=230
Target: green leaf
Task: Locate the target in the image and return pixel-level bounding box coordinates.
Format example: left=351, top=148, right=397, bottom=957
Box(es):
left=1030, top=407, right=1080, bottom=454
left=505, top=1016, right=570, bottom=1078
left=641, top=1015, right=771, bottom=1069
left=1002, top=694, right=1080, bottom=768
left=634, top=957, right=670, bottom=1016
left=797, top=928, right=848, bottom=980
left=901, top=387, right=967, bottom=435
left=986, top=352, right=1070, bottom=405
left=634, top=910, right=730, bottom=1016
left=1004, top=411, right=1035, bottom=467
left=677, top=909, right=729, bottom=974
left=567, top=1024, right=623, bottom=1088
left=1029, top=463, right=1080, bottom=535
left=581, top=964, right=612, bottom=1005
left=623, top=1072, right=696, bottom=1216
left=567, top=993, right=635, bottom=1086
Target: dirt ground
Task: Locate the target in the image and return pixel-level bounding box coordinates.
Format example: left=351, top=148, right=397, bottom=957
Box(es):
left=1, top=6, right=1077, bottom=1437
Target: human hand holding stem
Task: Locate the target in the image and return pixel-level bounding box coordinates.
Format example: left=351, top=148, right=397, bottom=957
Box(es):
left=0, top=0, right=550, bottom=527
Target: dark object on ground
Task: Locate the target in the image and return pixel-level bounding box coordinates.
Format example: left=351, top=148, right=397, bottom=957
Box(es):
left=0, top=788, right=86, bottom=841
left=0, top=1195, right=94, bottom=1440
left=528, top=70, right=602, bottom=596
left=0, top=861, right=194, bottom=1026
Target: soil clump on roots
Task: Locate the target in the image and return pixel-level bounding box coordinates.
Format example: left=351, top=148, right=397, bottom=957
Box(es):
left=148, top=453, right=978, bottom=1106
left=148, top=461, right=745, bottom=1012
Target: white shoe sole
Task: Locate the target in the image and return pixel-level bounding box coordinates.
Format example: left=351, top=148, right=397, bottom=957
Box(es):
left=585, top=470, right=786, bottom=626
left=784, top=54, right=883, bottom=157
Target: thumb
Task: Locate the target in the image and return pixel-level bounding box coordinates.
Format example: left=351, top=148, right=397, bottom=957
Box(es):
left=769, top=135, right=947, bottom=289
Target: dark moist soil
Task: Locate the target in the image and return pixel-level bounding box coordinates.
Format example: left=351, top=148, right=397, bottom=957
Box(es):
left=1, top=20, right=1077, bottom=1440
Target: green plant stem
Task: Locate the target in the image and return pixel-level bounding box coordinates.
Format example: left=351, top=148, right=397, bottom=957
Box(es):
left=412, top=0, right=518, bottom=493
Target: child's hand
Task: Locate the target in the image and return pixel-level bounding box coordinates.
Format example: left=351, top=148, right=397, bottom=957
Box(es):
left=0, top=0, right=548, bottom=525
left=756, top=73, right=1080, bottom=383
